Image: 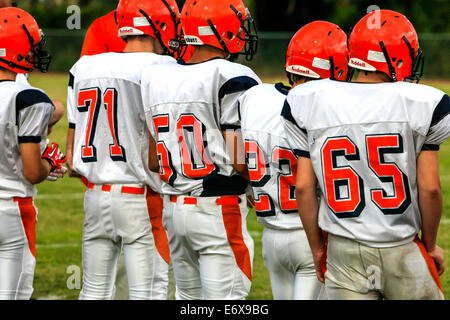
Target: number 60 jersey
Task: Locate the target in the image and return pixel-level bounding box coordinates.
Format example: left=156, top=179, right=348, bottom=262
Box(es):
left=140, top=58, right=261, bottom=196
left=282, top=79, right=450, bottom=248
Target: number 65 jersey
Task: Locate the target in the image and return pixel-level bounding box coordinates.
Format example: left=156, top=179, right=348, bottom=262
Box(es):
left=282, top=79, right=450, bottom=248
left=67, top=52, right=175, bottom=189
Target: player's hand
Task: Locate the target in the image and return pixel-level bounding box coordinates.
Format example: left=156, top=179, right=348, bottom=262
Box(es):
left=46, top=166, right=68, bottom=181
left=312, top=248, right=325, bottom=283
left=428, top=245, right=445, bottom=276
left=42, top=142, right=67, bottom=171
left=66, top=158, right=82, bottom=178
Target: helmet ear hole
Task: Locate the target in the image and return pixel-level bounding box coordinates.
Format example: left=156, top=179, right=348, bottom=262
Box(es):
left=397, top=60, right=404, bottom=68
left=160, top=22, right=167, bottom=31
left=227, top=31, right=235, bottom=40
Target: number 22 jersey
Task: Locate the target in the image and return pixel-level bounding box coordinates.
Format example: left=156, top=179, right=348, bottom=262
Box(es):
left=240, top=83, right=302, bottom=230
left=282, top=79, right=450, bottom=247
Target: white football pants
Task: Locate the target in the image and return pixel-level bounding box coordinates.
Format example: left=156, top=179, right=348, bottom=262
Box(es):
left=79, top=183, right=170, bottom=300
left=262, top=227, right=323, bottom=300
left=163, top=194, right=254, bottom=300
left=324, top=233, right=445, bottom=300
left=0, top=197, right=37, bottom=300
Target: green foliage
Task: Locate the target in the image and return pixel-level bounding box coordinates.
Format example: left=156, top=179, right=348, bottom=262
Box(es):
left=26, top=1, right=117, bottom=29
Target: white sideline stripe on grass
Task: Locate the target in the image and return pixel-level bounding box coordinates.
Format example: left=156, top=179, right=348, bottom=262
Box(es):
left=35, top=193, right=84, bottom=200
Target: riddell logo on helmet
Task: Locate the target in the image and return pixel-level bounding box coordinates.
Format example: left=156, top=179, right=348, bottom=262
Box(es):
left=119, top=27, right=144, bottom=37
left=287, top=65, right=320, bottom=79
left=120, top=28, right=135, bottom=34
left=184, top=35, right=204, bottom=45
left=349, top=58, right=377, bottom=71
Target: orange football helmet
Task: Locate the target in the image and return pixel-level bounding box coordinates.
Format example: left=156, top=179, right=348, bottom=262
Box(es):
left=117, top=0, right=181, bottom=56
left=286, top=21, right=349, bottom=81
left=0, top=7, right=51, bottom=74
left=348, top=9, right=423, bottom=82
left=180, top=0, right=258, bottom=61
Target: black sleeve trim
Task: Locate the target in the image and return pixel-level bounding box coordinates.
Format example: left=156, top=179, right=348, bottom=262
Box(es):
left=68, top=72, right=75, bottom=89
left=221, top=124, right=241, bottom=131
left=281, top=100, right=306, bottom=133
left=218, top=76, right=259, bottom=102
left=18, top=136, right=41, bottom=143
left=430, top=94, right=450, bottom=127
left=69, top=122, right=76, bottom=129
left=16, top=89, right=53, bottom=112
left=16, top=89, right=53, bottom=126
left=294, top=149, right=310, bottom=158
left=421, top=144, right=440, bottom=151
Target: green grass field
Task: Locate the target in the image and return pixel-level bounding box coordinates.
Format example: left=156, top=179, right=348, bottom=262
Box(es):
left=27, top=73, right=450, bottom=300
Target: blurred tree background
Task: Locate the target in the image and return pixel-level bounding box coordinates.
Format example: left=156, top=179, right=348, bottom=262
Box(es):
left=18, top=0, right=450, bottom=32
left=15, top=0, right=450, bottom=78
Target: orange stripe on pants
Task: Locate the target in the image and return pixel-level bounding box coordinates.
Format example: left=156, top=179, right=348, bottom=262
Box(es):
left=413, top=237, right=443, bottom=292
left=145, top=187, right=171, bottom=264
left=13, top=197, right=37, bottom=258
left=220, top=198, right=252, bottom=281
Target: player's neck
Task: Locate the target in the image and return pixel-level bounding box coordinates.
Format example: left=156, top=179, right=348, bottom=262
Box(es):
left=123, top=36, right=163, bottom=54
left=187, top=46, right=228, bottom=64
left=0, top=68, right=17, bottom=81
left=354, top=71, right=392, bottom=83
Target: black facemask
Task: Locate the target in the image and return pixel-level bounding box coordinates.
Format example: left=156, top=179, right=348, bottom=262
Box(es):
left=23, top=25, right=52, bottom=73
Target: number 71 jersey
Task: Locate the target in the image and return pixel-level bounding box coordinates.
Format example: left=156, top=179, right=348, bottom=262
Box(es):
left=67, top=52, right=175, bottom=188
left=282, top=79, right=450, bottom=248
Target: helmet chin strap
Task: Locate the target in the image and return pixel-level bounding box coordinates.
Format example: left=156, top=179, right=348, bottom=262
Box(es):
left=139, top=9, right=171, bottom=56
left=378, top=41, right=397, bottom=82
left=206, top=19, right=232, bottom=57
left=204, top=5, right=258, bottom=62
left=139, top=0, right=182, bottom=57
left=402, top=35, right=424, bottom=83
left=0, top=56, right=32, bottom=72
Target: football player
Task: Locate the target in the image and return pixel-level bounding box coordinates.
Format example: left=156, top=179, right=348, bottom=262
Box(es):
left=0, top=7, right=66, bottom=300
left=66, top=0, right=181, bottom=300
left=140, top=0, right=261, bottom=299
left=282, top=10, right=449, bottom=299
left=80, top=0, right=126, bottom=57
left=0, top=0, right=65, bottom=142
left=239, top=21, right=349, bottom=300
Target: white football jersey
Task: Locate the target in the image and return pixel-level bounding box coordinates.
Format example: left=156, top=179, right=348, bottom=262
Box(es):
left=16, top=73, right=29, bottom=85
left=67, top=52, right=175, bottom=191
left=141, top=58, right=261, bottom=196
left=240, top=83, right=302, bottom=230
left=282, top=79, right=450, bottom=248
left=0, top=80, right=54, bottom=199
